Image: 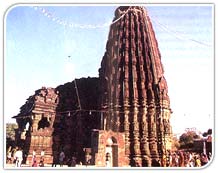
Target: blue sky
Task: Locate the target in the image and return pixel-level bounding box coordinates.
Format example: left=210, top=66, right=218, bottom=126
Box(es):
left=5, top=5, right=214, bottom=135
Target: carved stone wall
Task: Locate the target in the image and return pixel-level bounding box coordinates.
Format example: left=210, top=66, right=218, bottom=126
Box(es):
left=91, top=130, right=129, bottom=167
left=14, top=6, right=172, bottom=167
left=14, top=87, right=58, bottom=164
left=53, top=77, right=101, bottom=163
left=99, top=6, right=172, bottom=166
left=14, top=78, right=101, bottom=165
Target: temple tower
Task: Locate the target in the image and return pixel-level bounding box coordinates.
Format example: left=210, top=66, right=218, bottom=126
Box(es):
left=99, top=6, right=172, bottom=166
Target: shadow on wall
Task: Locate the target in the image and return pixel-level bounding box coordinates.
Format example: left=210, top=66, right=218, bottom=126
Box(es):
left=52, top=77, right=102, bottom=165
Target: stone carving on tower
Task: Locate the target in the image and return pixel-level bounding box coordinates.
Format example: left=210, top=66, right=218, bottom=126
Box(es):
left=13, top=6, right=172, bottom=167
left=14, top=87, right=59, bottom=164
left=99, top=6, right=172, bottom=166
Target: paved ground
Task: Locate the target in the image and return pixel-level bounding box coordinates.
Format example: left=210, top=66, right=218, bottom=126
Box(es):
left=5, top=163, right=96, bottom=168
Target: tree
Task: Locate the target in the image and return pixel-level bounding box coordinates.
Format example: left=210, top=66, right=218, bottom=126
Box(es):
left=202, top=128, right=212, bottom=137
left=6, top=123, right=18, bottom=149
left=207, top=129, right=212, bottom=135
left=171, top=136, right=180, bottom=151
left=202, top=132, right=208, bottom=137
left=179, top=131, right=201, bottom=149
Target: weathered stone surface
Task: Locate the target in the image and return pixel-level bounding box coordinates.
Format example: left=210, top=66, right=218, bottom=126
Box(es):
left=13, top=87, right=58, bottom=164
left=13, top=6, right=172, bottom=167
left=99, top=6, right=172, bottom=166
left=14, top=78, right=101, bottom=165
left=91, top=130, right=129, bottom=167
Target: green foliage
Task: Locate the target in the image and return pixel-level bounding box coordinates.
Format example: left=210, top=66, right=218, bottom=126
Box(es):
left=171, top=136, right=180, bottom=151
left=202, top=132, right=208, bottom=137
left=179, top=131, right=200, bottom=149
left=207, top=129, right=212, bottom=135
left=6, top=123, right=18, bottom=140
left=6, top=123, right=18, bottom=149
left=202, top=128, right=212, bottom=137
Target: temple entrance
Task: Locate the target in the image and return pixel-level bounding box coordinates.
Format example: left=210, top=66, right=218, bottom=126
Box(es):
left=91, top=130, right=128, bottom=167
left=105, top=137, right=118, bottom=167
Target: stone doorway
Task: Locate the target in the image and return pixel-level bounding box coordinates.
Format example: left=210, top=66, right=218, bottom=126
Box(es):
left=105, top=137, right=118, bottom=167
left=91, top=130, right=129, bottom=167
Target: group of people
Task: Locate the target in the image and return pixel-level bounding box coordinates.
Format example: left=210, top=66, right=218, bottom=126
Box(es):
left=6, top=146, right=45, bottom=167
left=7, top=146, right=211, bottom=167
left=6, top=146, right=23, bottom=167
left=52, top=150, right=77, bottom=167
left=168, top=151, right=211, bottom=167
left=31, top=149, right=45, bottom=167
left=151, top=150, right=211, bottom=167
left=7, top=146, right=78, bottom=167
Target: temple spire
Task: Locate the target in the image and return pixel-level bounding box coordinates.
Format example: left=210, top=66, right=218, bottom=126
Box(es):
left=99, top=6, right=172, bottom=166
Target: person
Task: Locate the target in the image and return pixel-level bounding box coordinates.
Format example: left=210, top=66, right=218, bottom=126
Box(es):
left=85, top=154, right=91, bottom=166
left=135, top=161, right=141, bottom=167
left=39, top=157, right=44, bottom=167
left=162, top=154, right=167, bottom=167
left=32, top=155, right=37, bottom=167
left=59, top=151, right=65, bottom=167
left=31, top=149, right=36, bottom=166
left=105, top=152, right=111, bottom=167
left=195, top=156, right=201, bottom=167
left=41, top=149, right=45, bottom=158
left=178, top=151, right=185, bottom=167
left=7, top=150, right=12, bottom=164
left=105, top=159, right=110, bottom=167
left=208, top=152, right=212, bottom=160
left=201, top=153, right=209, bottom=166
left=151, top=159, right=161, bottom=167
left=70, top=156, right=77, bottom=167
left=33, top=149, right=36, bottom=157
left=12, top=147, right=18, bottom=164
left=14, top=148, right=23, bottom=167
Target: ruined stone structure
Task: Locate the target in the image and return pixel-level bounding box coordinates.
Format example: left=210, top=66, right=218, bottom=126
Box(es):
left=13, top=6, right=172, bottom=167
left=14, top=87, right=58, bottom=164
left=14, top=78, right=101, bottom=165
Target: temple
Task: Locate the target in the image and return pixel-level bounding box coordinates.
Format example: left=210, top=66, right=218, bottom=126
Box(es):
left=12, top=6, right=172, bottom=167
